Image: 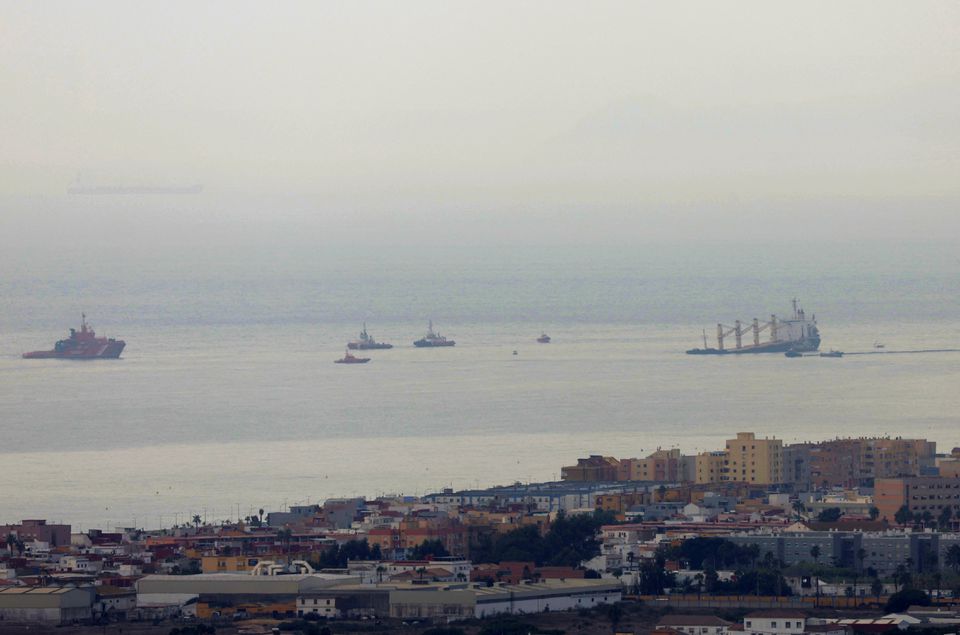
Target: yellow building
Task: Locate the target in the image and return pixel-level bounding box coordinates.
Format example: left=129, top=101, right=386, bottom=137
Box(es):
left=695, top=451, right=726, bottom=484
left=201, top=555, right=263, bottom=574
left=722, top=432, right=783, bottom=485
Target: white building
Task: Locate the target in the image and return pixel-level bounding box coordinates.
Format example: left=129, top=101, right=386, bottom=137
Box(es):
left=658, top=614, right=736, bottom=635
left=297, top=596, right=339, bottom=618
left=743, top=611, right=807, bottom=635
left=389, top=579, right=621, bottom=620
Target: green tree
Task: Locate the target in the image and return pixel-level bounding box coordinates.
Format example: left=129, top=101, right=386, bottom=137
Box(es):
left=939, top=506, right=953, bottom=530
left=409, top=539, right=449, bottom=560
left=894, top=563, right=911, bottom=591
left=817, top=508, right=842, bottom=522
left=869, top=506, right=880, bottom=521
left=871, top=578, right=884, bottom=604
left=945, top=544, right=960, bottom=573
left=607, top=602, right=623, bottom=633
left=810, top=545, right=822, bottom=606
left=885, top=589, right=930, bottom=613
left=894, top=505, right=912, bottom=526
left=792, top=500, right=806, bottom=521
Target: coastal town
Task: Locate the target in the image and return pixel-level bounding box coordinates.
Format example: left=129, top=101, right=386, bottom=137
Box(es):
left=4, top=432, right=960, bottom=634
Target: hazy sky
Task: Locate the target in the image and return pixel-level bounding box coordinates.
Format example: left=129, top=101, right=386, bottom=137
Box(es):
left=1, top=1, right=958, bottom=247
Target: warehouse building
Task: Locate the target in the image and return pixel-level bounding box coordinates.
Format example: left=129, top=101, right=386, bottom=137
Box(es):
left=0, top=586, right=95, bottom=624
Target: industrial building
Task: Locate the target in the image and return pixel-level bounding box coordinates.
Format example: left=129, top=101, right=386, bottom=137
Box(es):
left=388, top=578, right=622, bottom=619
left=0, top=586, right=95, bottom=624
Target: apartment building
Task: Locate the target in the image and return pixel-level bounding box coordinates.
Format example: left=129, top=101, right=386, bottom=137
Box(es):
left=618, top=449, right=683, bottom=482
left=875, top=476, right=960, bottom=522
left=560, top=456, right=621, bottom=482
left=722, top=433, right=783, bottom=485
left=696, top=451, right=726, bottom=484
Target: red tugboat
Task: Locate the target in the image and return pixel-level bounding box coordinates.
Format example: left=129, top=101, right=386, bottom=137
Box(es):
left=23, top=314, right=126, bottom=359
left=335, top=349, right=370, bottom=364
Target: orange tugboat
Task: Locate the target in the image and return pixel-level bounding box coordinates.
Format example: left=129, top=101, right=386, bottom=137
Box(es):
left=335, top=349, right=370, bottom=364
left=23, top=314, right=126, bottom=359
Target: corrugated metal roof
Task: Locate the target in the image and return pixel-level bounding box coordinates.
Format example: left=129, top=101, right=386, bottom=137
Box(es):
left=0, top=586, right=76, bottom=595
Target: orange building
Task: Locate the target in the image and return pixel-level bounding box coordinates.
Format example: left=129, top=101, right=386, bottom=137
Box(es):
left=875, top=476, right=960, bottom=522
left=561, top=455, right=621, bottom=481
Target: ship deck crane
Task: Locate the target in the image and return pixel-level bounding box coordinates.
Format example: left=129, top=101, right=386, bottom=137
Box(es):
left=718, top=316, right=779, bottom=350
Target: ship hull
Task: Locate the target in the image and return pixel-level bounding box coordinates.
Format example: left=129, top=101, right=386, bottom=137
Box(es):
left=348, top=342, right=394, bottom=350
left=413, top=340, right=455, bottom=347
left=687, top=336, right=819, bottom=355
left=23, top=341, right=126, bottom=359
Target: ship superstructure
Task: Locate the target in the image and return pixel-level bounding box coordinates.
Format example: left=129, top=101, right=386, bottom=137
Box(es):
left=686, top=299, right=820, bottom=354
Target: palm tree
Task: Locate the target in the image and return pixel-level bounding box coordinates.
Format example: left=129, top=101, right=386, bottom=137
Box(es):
left=895, top=505, right=912, bottom=526
left=940, top=507, right=954, bottom=530
left=192, top=514, right=202, bottom=530
left=5, top=534, right=15, bottom=555
left=376, top=565, right=386, bottom=583
left=810, top=545, right=821, bottom=565
left=277, top=528, right=293, bottom=555
left=871, top=577, right=884, bottom=605
left=894, top=563, right=910, bottom=591
left=811, top=545, right=822, bottom=606
left=792, top=500, right=806, bottom=522
left=694, top=572, right=704, bottom=600
left=416, top=566, right=427, bottom=581
left=945, top=544, right=960, bottom=574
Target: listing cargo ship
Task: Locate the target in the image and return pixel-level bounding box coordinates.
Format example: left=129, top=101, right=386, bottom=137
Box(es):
left=347, top=323, right=393, bottom=350
left=23, top=315, right=126, bottom=359
left=686, top=299, right=820, bottom=355
left=413, top=320, right=455, bottom=347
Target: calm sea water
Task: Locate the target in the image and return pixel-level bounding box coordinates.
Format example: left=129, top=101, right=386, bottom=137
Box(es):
left=1, top=242, right=958, bottom=529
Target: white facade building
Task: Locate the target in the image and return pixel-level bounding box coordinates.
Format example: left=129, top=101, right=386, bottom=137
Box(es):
left=743, top=611, right=807, bottom=635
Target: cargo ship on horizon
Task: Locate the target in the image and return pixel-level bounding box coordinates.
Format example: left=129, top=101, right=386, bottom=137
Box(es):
left=23, top=315, right=126, bottom=359
left=686, top=299, right=820, bottom=355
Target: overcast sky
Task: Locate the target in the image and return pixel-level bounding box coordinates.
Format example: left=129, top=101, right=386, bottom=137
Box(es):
left=1, top=1, right=958, bottom=247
